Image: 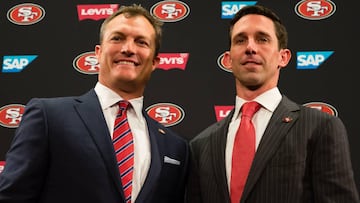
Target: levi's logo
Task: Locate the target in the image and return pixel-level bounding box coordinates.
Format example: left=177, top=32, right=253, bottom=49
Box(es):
left=157, top=53, right=189, bottom=70
left=214, top=105, right=234, bottom=121
left=77, top=4, right=119, bottom=21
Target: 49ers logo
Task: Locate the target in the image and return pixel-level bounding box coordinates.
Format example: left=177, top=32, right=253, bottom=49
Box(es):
left=295, top=0, right=336, bottom=20
left=0, top=104, right=25, bottom=128
left=303, top=102, right=338, bottom=116
left=7, top=3, right=45, bottom=25
left=151, top=1, right=190, bottom=22
left=0, top=161, right=5, bottom=174
left=217, top=52, right=232, bottom=73
left=146, top=103, right=185, bottom=127
left=73, top=51, right=99, bottom=74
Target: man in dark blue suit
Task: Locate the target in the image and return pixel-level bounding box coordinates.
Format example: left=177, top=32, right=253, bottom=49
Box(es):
left=0, top=4, right=189, bottom=203
left=186, top=5, right=359, bottom=203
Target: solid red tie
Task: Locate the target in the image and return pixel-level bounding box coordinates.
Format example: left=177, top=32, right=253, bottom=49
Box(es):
left=230, top=101, right=261, bottom=203
left=113, top=101, right=134, bottom=203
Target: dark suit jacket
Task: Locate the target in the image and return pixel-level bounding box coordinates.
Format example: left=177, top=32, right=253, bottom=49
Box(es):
left=186, top=96, right=359, bottom=203
left=0, top=89, right=189, bottom=203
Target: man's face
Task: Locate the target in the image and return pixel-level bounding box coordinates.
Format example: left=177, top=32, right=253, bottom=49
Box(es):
left=95, top=14, right=159, bottom=94
left=224, top=14, right=290, bottom=91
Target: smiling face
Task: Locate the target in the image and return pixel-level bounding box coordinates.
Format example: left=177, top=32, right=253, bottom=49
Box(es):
left=95, top=14, right=160, bottom=99
left=223, top=14, right=291, bottom=99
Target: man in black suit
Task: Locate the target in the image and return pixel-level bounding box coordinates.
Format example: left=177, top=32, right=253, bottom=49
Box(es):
left=0, top=4, right=189, bottom=203
left=186, top=5, right=359, bottom=203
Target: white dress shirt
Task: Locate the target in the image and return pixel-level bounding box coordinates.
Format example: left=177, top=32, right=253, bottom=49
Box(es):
left=225, top=87, right=282, bottom=190
left=94, top=82, right=150, bottom=202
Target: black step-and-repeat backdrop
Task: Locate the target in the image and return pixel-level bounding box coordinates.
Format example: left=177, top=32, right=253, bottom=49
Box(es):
left=1, top=0, right=359, bottom=192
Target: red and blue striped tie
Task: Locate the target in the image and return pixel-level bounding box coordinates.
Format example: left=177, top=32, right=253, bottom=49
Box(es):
left=113, top=100, right=134, bottom=203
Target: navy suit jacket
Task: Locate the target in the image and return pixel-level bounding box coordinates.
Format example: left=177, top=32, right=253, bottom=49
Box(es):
left=0, top=89, right=189, bottom=203
left=186, top=96, right=359, bottom=203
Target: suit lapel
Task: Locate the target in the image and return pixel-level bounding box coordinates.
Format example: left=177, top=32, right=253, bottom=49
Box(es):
left=242, top=96, right=300, bottom=200
left=210, top=110, right=234, bottom=202
left=135, top=112, right=162, bottom=202
left=74, top=90, right=124, bottom=197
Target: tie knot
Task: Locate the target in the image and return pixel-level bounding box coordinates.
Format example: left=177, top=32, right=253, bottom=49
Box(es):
left=117, top=100, right=130, bottom=116
left=241, top=101, right=261, bottom=118
left=118, top=100, right=130, bottom=109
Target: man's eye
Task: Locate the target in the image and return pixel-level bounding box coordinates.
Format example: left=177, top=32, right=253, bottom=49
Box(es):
left=137, top=40, right=149, bottom=47
left=235, top=39, right=245, bottom=44
left=112, top=36, right=121, bottom=41
left=258, top=37, right=268, bottom=42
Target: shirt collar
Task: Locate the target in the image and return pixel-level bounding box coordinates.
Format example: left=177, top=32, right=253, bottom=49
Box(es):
left=233, top=87, right=282, bottom=120
left=94, top=82, right=144, bottom=118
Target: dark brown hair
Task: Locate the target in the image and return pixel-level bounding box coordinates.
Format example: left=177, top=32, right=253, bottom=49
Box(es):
left=229, top=5, right=288, bottom=50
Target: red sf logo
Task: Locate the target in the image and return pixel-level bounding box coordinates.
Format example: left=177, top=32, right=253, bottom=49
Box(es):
left=0, top=104, right=25, bottom=128
left=295, top=0, right=336, bottom=20
left=303, top=102, right=338, bottom=116
left=146, top=103, right=185, bottom=127
left=73, top=51, right=99, bottom=74
left=7, top=3, right=45, bottom=25
left=217, top=52, right=232, bottom=73
left=0, top=161, right=5, bottom=174
left=151, top=1, right=190, bottom=22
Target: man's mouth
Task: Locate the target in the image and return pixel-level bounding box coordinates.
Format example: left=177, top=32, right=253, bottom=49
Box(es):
left=115, top=60, right=138, bottom=66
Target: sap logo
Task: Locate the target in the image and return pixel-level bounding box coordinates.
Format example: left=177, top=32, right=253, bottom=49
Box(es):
left=2, top=55, right=38, bottom=73
left=296, top=51, right=333, bottom=69
left=221, top=1, right=257, bottom=19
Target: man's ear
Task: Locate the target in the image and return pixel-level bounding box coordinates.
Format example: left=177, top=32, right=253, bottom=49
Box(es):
left=279, top=48, right=292, bottom=68
left=222, top=51, right=233, bottom=71
left=152, top=55, right=160, bottom=71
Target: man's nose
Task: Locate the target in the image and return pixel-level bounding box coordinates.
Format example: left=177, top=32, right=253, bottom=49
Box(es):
left=245, top=39, right=257, bottom=55
left=121, top=40, right=135, bottom=54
